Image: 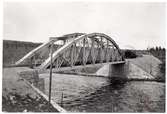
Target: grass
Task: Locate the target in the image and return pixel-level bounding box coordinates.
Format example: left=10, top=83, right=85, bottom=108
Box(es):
left=2, top=67, right=58, bottom=112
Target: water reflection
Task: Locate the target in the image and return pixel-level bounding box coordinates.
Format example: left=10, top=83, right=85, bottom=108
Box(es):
left=63, top=81, right=128, bottom=112
left=64, top=81, right=165, bottom=112
left=38, top=74, right=165, bottom=112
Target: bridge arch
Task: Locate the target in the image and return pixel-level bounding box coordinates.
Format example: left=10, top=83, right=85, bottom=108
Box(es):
left=39, top=32, right=124, bottom=69
left=86, top=33, right=122, bottom=55
left=15, top=33, right=85, bottom=65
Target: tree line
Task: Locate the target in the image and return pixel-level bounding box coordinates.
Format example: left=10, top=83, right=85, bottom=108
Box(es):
left=147, top=46, right=165, bottom=52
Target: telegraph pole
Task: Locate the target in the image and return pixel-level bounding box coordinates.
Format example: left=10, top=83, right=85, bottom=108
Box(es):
left=49, top=40, right=53, bottom=107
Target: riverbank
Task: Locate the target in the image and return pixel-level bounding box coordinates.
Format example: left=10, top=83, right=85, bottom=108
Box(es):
left=2, top=67, right=58, bottom=112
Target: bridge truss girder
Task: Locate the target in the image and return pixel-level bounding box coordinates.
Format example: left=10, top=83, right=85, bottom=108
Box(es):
left=15, top=32, right=125, bottom=72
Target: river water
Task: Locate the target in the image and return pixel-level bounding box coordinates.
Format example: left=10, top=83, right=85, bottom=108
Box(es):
left=39, top=73, right=165, bottom=112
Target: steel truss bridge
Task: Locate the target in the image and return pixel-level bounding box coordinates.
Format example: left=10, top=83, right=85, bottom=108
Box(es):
left=15, top=33, right=125, bottom=73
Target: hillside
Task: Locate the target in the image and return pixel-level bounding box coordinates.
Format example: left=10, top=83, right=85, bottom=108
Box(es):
left=3, top=40, right=42, bottom=66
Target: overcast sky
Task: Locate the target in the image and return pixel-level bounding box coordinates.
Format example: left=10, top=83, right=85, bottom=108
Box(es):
left=3, top=2, right=166, bottom=49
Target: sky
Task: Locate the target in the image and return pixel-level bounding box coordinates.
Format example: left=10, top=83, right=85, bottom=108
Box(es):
left=3, top=1, right=166, bottom=49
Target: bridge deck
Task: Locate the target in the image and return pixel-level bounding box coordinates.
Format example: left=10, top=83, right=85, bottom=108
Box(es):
left=38, top=61, right=125, bottom=74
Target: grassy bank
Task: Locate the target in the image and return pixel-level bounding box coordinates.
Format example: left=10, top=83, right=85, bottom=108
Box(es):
left=2, top=67, right=58, bottom=112
left=3, top=40, right=41, bottom=66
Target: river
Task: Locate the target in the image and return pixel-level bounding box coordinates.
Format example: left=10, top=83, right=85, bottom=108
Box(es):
left=39, top=73, right=165, bottom=112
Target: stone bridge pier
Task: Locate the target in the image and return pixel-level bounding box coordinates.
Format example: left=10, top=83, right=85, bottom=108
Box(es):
left=108, top=63, right=128, bottom=83
left=96, top=62, right=128, bottom=78
left=109, top=63, right=128, bottom=78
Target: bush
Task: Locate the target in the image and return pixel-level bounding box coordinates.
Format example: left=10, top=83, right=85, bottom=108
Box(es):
left=155, top=62, right=166, bottom=82
left=124, top=50, right=137, bottom=58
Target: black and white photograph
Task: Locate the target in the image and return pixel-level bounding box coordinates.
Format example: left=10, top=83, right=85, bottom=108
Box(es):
left=2, top=0, right=166, bottom=112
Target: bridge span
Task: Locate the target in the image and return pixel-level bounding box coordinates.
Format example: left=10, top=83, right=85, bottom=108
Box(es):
left=15, top=32, right=125, bottom=73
